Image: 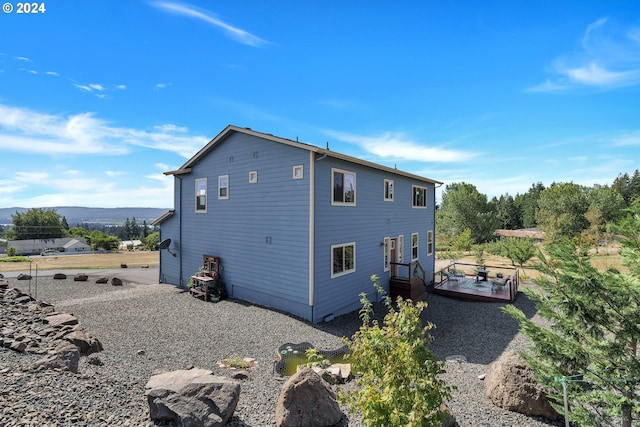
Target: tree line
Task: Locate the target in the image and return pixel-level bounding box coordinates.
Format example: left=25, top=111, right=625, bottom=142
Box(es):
left=1, top=208, right=160, bottom=252
left=437, top=169, right=640, bottom=248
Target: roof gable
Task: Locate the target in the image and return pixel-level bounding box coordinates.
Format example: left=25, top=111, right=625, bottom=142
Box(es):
left=165, top=125, right=442, bottom=185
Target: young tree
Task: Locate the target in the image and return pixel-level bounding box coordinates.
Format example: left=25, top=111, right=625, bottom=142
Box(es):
left=145, top=231, right=160, bottom=251
left=341, top=275, right=452, bottom=427
left=503, top=203, right=640, bottom=425
left=495, top=237, right=536, bottom=273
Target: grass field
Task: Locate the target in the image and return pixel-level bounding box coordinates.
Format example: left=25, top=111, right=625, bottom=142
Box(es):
left=0, top=251, right=159, bottom=272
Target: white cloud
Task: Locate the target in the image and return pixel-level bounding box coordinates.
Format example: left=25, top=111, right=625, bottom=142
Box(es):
left=155, top=83, right=169, bottom=90
left=15, top=56, right=32, bottom=62
left=0, top=166, right=175, bottom=208
left=324, top=129, right=478, bottom=163
left=46, top=71, right=60, bottom=76
left=531, top=17, right=640, bottom=91
left=154, top=124, right=188, bottom=133
left=0, top=103, right=209, bottom=157
left=613, top=131, right=640, bottom=146
left=116, top=84, right=127, bottom=90
left=562, top=62, right=640, bottom=87
left=151, top=1, right=269, bottom=47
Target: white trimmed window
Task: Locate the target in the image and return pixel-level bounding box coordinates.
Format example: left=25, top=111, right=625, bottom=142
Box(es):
left=218, top=175, right=229, bottom=200
left=249, top=171, right=258, bottom=183
left=412, top=185, right=427, bottom=208
left=293, top=165, right=304, bottom=179
left=398, top=235, right=404, bottom=263
left=427, top=230, right=434, bottom=256
left=332, top=168, right=356, bottom=205
left=384, top=179, right=394, bottom=201
left=383, top=237, right=390, bottom=272
left=331, top=242, right=355, bottom=278
left=411, top=232, right=419, bottom=261
left=195, top=178, right=207, bottom=213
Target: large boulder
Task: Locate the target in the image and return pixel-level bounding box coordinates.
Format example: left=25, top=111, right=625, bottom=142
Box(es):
left=485, top=351, right=559, bottom=420
left=74, top=273, right=88, bottom=282
left=53, top=273, right=67, bottom=280
left=275, top=367, right=343, bottom=427
left=145, top=368, right=240, bottom=427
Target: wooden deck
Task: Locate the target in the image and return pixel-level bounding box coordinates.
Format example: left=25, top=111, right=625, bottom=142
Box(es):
left=432, top=262, right=519, bottom=303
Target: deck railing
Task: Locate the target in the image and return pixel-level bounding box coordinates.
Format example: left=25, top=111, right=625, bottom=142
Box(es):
left=437, top=262, right=519, bottom=293
left=390, top=260, right=426, bottom=285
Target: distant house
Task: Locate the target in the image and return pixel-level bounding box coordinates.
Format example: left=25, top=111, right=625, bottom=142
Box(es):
left=119, top=239, right=144, bottom=250
left=8, top=237, right=91, bottom=255
left=494, top=228, right=545, bottom=243
left=153, top=125, right=442, bottom=323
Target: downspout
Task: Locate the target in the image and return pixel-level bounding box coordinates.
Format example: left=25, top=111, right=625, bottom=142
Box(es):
left=308, top=151, right=315, bottom=313
left=176, top=174, right=183, bottom=287
left=310, top=150, right=328, bottom=321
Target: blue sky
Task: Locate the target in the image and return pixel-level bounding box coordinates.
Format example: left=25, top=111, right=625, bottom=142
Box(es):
left=1, top=1, right=639, bottom=209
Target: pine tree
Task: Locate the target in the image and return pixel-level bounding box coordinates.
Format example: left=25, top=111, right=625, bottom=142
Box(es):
left=504, top=201, right=640, bottom=426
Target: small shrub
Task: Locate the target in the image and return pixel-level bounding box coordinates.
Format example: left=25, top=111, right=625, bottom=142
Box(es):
left=6, top=246, right=17, bottom=257
left=340, top=275, right=452, bottom=427
left=305, top=347, right=330, bottom=369
left=225, top=355, right=249, bottom=369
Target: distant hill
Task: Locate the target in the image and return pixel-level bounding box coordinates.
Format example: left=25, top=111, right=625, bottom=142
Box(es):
left=0, top=206, right=170, bottom=226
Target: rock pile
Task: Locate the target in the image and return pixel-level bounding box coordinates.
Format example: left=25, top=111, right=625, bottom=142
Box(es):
left=0, top=285, right=103, bottom=374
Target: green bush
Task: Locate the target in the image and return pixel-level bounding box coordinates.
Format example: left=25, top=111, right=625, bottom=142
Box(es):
left=340, top=275, right=452, bottom=427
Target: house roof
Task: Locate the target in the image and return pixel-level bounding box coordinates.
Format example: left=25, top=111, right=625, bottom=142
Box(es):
left=151, top=209, right=174, bottom=226
left=8, top=237, right=89, bottom=252
left=164, top=125, right=443, bottom=186
left=493, top=228, right=546, bottom=239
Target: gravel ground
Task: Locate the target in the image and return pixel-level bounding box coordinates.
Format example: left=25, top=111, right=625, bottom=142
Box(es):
left=0, top=268, right=562, bottom=426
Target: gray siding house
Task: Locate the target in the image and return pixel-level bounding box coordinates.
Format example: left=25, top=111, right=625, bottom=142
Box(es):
left=8, top=237, right=91, bottom=255
left=153, top=125, right=441, bottom=322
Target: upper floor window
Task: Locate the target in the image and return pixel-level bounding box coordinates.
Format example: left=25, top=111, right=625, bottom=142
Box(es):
left=384, top=179, right=394, bottom=201
left=249, top=171, right=258, bottom=183
left=412, top=185, right=427, bottom=208
left=427, top=230, right=434, bottom=256
left=331, top=242, right=356, bottom=278
left=218, top=175, right=229, bottom=200
left=293, top=165, right=304, bottom=179
left=332, top=168, right=356, bottom=205
left=195, top=178, right=207, bottom=213
left=411, top=232, right=419, bottom=261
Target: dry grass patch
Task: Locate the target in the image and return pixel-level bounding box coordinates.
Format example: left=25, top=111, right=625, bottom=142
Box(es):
left=0, top=251, right=159, bottom=272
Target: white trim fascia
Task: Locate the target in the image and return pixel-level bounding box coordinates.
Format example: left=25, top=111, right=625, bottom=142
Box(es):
left=308, top=152, right=315, bottom=307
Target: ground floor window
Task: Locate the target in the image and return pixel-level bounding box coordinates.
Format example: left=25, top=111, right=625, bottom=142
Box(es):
left=383, top=237, right=390, bottom=272
left=331, top=242, right=355, bottom=278
left=411, top=232, right=419, bottom=261
left=427, top=230, right=433, bottom=256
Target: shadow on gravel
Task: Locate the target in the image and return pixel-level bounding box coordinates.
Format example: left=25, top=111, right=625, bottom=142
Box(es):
left=314, top=286, right=539, bottom=366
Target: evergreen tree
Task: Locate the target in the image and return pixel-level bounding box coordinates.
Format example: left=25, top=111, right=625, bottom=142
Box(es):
left=514, top=182, right=545, bottom=228
left=492, top=194, right=522, bottom=229
left=504, top=202, right=640, bottom=425
left=61, top=216, right=70, bottom=231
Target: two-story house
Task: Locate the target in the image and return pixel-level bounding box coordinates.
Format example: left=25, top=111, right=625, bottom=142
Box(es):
left=153, top=125, right=441, bottom=323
